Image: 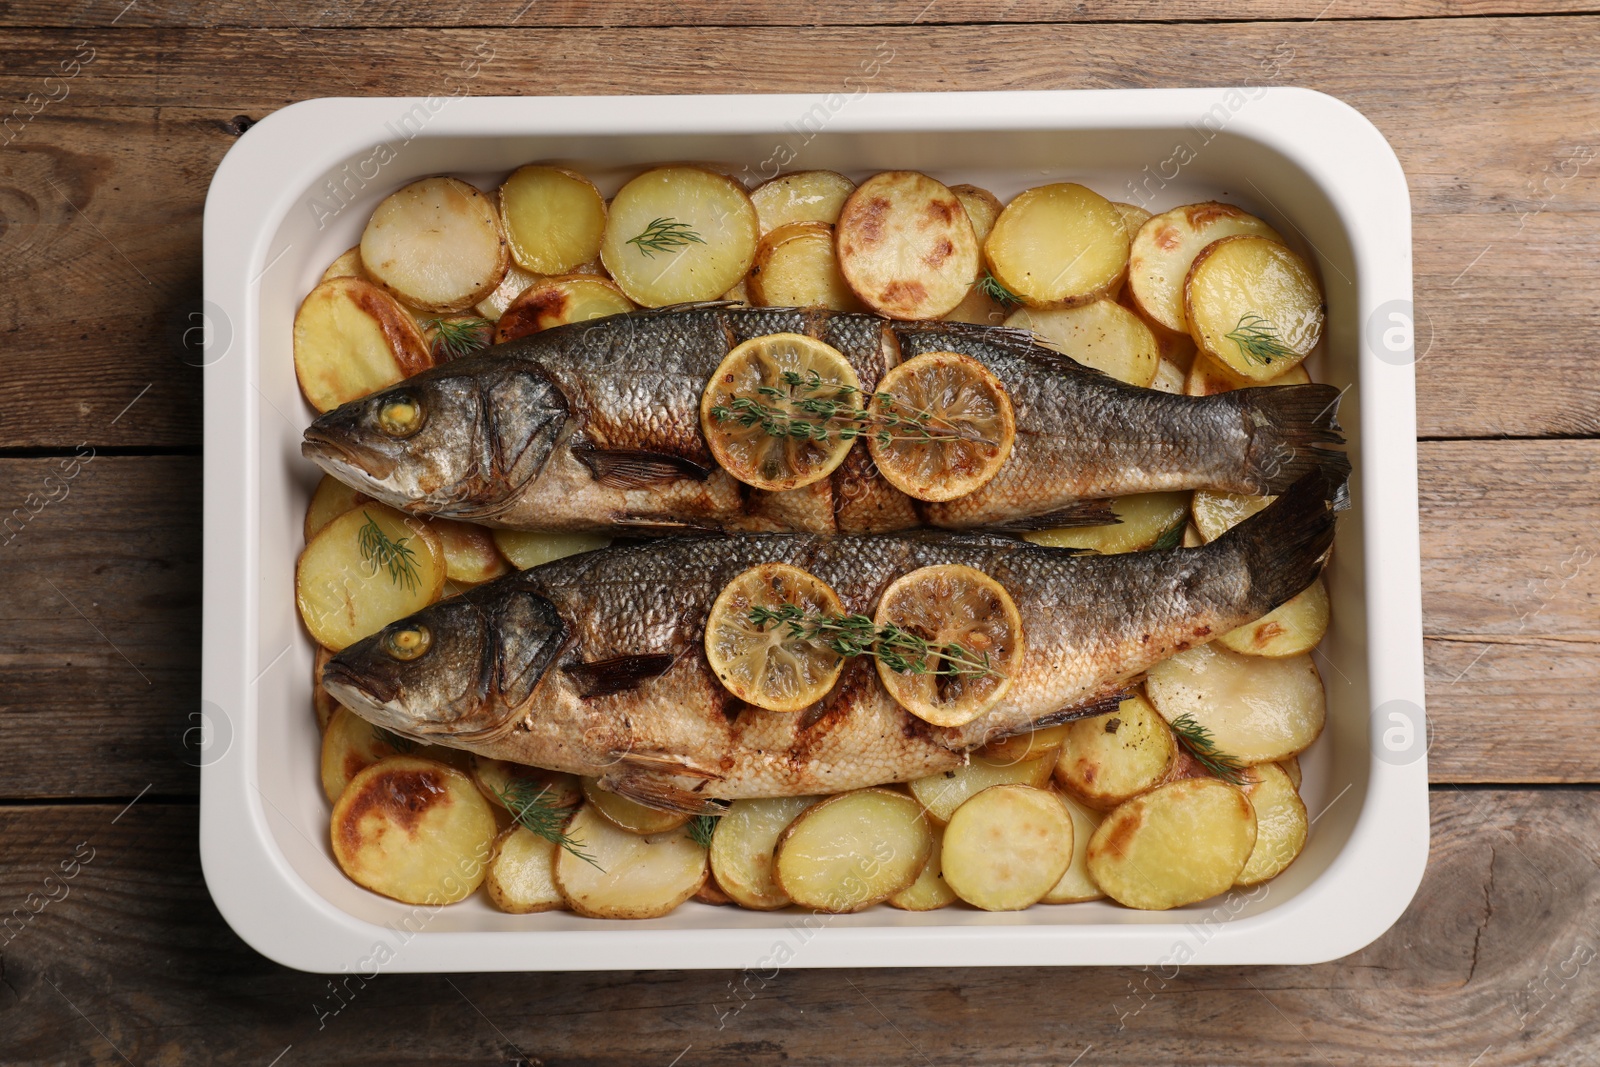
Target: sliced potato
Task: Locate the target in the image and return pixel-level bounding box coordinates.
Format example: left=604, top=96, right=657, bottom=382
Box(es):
left=908, top=751, right=1056, bottom=824
left=601, top=166, right=759, bottom=307
left=554, top=804, right=707, bottom=919
left=475, top=262, right=543, bottom=321
left=887, top=823, right=958, bottom=911
left=485, top=825, right=564, bottom=913
left=951, top=184, right=1003, bottom=245
left=471, top=755, right=582, bottom=811
left=293, top=276, right=432, bottom=414
left=1005, top=299, right=1159, bottom=387
left=1191, top=488, right=1274, bottom=542
left=312, top=646, right=338, bottom=731
left=330, top=756, right=498, bottom=905
left=1150, top=357, right=1187, bottom=395
left=1236, top=762, right=1308, bottom=886
left=1185, top=235, right=1324, bottom=381
left=304, top=474, right=373, bottom=542
left=1111, top=202, right=1153, bottom=242
left=942, top=284, right=1009, bottom=327
left=1185, top=351, right=1310, bottom=396
left=427, top=518, right=511, bottom=585
left=492, top=529, right=611, bottom=570
left=1040, top=792, right=1106, bottom=903
left=320, top=245, right=366, bottom=282
left=320, top=705, right=409, bottom=803
left=694, top=879, right=733, bottom=906
left=709, top=795, right=820, bottom=910
left=1087, top=777, right=1256, bottom=910
left=942, top=784, right=1074, bottom=911
left=979, top=721, right=1072, bottom=764
left=499, top=165, right=607, bottom=275
left=747, top=222, right=863, bottom=311
left=750, top=170, right=855, bottom=233
left=985, top=183, right=1128, bottom=310
left=1127, top=202, right=1282, bottom=334
left=721, top=277, right=751, bottom=305
left=1280, top=754, right=1302, bottom=791
left=1055, top=691, right=1176, bottom=810
left=1145, top=644, right=1326, bottom=763
left=492, top=275, right=634, bottom=344
left=1023, top=492, right=1188, bottom=554
left=582, top=777, right=691, bottom=835
left=1218, top=578, right=1330, bottom=657
left=296, top=504, right=446, bottom=650
left=361, top=176, right=509, bottom=313
left=773, top=788, right=934, bottom=913
left=836, top=171, right=979, bottom=320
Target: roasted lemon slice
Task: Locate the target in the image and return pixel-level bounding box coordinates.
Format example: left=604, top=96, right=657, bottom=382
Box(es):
left=700, top=333, right=864, bottom=492
left=865, top=352, right=1015, bottom=502
left=873, top=564, right=1023, bottom=727
left=705, top=563, right=847, bottom=712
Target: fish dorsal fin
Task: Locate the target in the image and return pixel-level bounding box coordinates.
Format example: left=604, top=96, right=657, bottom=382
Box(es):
left=495, top=590, right=566, bottom=708
left=563, top=652, right=677, bottom=698
left=572, top=444, right=711, bottom=489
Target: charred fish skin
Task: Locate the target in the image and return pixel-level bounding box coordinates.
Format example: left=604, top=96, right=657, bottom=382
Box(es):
left=300, top=305, right=1349, bottom=535
left=322, top=473, right=1338, bottom=810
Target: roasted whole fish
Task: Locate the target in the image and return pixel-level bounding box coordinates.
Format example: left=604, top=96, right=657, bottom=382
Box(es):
left=302, top=304, right=1349, bottom=535
left=322, top=474, right=1338, bottom=811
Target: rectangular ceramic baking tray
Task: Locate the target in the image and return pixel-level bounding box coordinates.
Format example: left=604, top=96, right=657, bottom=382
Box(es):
left=201, top=89, right=1427, bottom=972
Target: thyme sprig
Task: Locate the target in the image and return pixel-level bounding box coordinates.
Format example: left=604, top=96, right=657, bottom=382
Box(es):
left=748, top=603, right=999, bottom=680
left=1168, top=713, right=1249, bottom=786
left=688, top=814, right=719, bottom=849
left=357, top=510, right=422, bottom=593
left=422, top=316, right=493, bottom=362
left=709, top=370, right=994, bottom=448
left=627, top=217, right=705, bottom=258
left=1224, top=313, right=1296, bottom=367
left=976, top=270, right=1022, bottom=307
left=495, top=780, right=602, bottom=869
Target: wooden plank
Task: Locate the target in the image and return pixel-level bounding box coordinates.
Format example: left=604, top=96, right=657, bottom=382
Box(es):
left=0, top=789, right=1591, bottom=1064
left=0, top=441, right=1592, bottom=798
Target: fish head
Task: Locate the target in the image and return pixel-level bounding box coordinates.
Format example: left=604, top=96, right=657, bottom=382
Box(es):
left=321, top=585, right=567, bottom=742
left=300, top=361, right=568, bottom=519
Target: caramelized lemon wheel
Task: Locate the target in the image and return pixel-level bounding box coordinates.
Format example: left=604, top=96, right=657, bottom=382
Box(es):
left=873, top=564, right=1023, bottom=727
left=865, top=352, right=1015, bottom=503
left=700, top=333, right=863, bottom=492
left=705, top=563, right=847, bottom=712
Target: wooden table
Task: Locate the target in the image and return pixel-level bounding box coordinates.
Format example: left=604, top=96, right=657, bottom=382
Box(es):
left=3, top=2, right=1598, bottom=1063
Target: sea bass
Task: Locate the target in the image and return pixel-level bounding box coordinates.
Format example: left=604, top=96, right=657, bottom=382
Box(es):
left=321, top=474, right=1338, bottom=811
left=301, top=304, right=1349, bottom=535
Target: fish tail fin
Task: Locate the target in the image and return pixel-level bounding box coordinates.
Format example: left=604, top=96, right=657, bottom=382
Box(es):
left=1225, top=383, right=1352, bottom=509
left=1216, top=470, right=1339, bottom=616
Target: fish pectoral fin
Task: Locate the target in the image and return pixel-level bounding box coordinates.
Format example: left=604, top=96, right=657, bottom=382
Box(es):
left=573, top=444, right=711, bottom=489
left=1025, top=691, right=1136, bottom=731
left=986, top=499, right=1120, bottom=532
left=614, top=750, right=725, bottom=781
left=563, top=652, right=677, bottom=698
left=599, top=771, right=729, bottom=816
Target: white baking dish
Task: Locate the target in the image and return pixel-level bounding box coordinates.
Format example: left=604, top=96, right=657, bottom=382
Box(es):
left=201, top=89, right=1426, bottom=972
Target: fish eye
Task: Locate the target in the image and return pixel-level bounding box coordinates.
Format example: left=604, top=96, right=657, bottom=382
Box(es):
left=377, top=395, right=424, bottom=437
left=384, top=624, right=431, bottom=661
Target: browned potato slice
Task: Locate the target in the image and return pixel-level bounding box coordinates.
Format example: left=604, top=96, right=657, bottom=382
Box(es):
left=942, top=284, right=1009, bottom=327
left=320, top=705, right=409, bottom=802
left=470, top=755, right=582, bottom=811
left=312, top=646, right=338, bottom=731
left=773, top=789, right=934, bottom=912
left=1236, top=762, right=1308, bottom=886
left=1218, top=578, right=1330, bottom=657
left=1055, top=691, right=1177, bottom=810
left=908, top=751, right=1055, bottom=824
left=485, top=825, right=564, bottom=913
left=492, top=274, right=634, bottom=344
left=709, top=795, right=820, bottom=910
left=887, top=823, right=958, bottom=911
left=361, top=177, right=509, bottom=313
left=331, top=755, right=498, bottom=905
left=475, top=262, right=543, bottom=321
left=1005, top=299, right=1159, bottom=387
left=1040, top=792, right=1106, bottom=903
left=601, top=166, right=759, bottom=307
left=1145, top=644, right=1326, bottom=763
left=1185, top=351, right=1310, bottom=396
left=491, top=529, right=611, bottom=570
left=942, top=784, right=1074, bottom=911
left=1280, top=754, right=1302, bottom=791
left=296, top=505, right=446, bottom=650
left=320, top=245, right=366, bottom=282
left=836, top=171, right=979, bottom=320
left=721, top=277, right=752, bottom=305
left=694, top=879, right=733, bottom=906
left=985, top=183, right=1128, bottom=310
left=1185, top=236, right=1324, bottom=381
left=304, top=474, right=373, bottom=542
left=1127, top=202, right=1282, bottom=334
left=952, top=184, right=1004, bottom=245
left=979, top=721, right=1072, bottom=764
left=1191, top=488, right=1276, bottom=543
left=1024, top=492, right=1188, bottom=554
left=426, top=518, right=510, bottom=585
left=1112, top=202, right=1153, bottom=241
left=581, top=777, right=691, bottom=835
left=748, top=222, right=863, bottom=311
left=750, top=170, right=855, bottom=233
left=1087, top=778, right=1256, bottom=910
left=1151, top=358, right=1187, bottom=395
left=554, top=805, right=707, bottom=919
left=293, top=277, right=432, bottom=413
left=498, top=165, right=607, bottom=275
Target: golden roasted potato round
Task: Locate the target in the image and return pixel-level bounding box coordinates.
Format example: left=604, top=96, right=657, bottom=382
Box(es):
left=312, top=646, right=338, bottom=732
left=1145, top=644, right=1326, bottom=764
left=887, top=822, right=958, bottom=911
left=293, top=276, right=432, bottom=414
left=1055, top=691, right=1177, bottom=810
left=984, top=183, right=1128, bottom=310
left=426, top=518, right=510, bottom=586
left=979, top=721, right=1072, bottom=765
left=296, top=504, right=446, bottom=650
left=1040, top=791, right=1107, bottom=903
left=1005, top=299, right=1159, bottom=387
left=492, top=275, right=634, bottom=344
left=601, top=166, right=759, bottom=307
left=1087, top=777, right=1257, bottom=910
left=470, top=755, right=582, bottom=812
left=1217, top=578, right=1330, bottom=658
left=1127, top=202, right=1282, bottom=334
left=361, top=176, right=510, bottom=313
left=1184, top=351, right=1310, bottom=396
left=836, top=170, right=980, bottom=320
left=474, top=262, right=543, bottom=321
left=320, top=705, right=412, bottom=803
left=1191, top=488, right=1274, bottom=542
left=750, top=170, right=855, bottom=233
left=304, top=474, right=374, bottom=542
left=581, top=777, right=691, bottom=835
left=908, top=751, right=1056, bottom=824
left=485, top=825, right=565, bottom=913
left=1024, top=492, right=1189, bottom=554
left=1185, top=235, right=1325, bottom=382
left=498, top=165, right=607, bottom=275
left=748, top=222, right=863, bottom=311
left=491, top=529, right=611, bottom=570
left=773, top=788, right=934, bottom=912
left=951, top=184, right=1004, bottom=245
left=1236, top=762, right=1309, bottom=886
left=942, top=784, right=1075, bottom=911
left=1111, top=201, right=1154, bottom=242
left=320, top=245, right=367, bottom=282
left=554, top=804, right=707, bottom=919
left=709, top=795, right=821, bottom=910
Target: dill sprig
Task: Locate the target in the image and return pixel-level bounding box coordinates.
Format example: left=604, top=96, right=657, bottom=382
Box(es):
left=976, top=270, right=1022, bottom=307
left=1168, top=713, right=1249, bottom=786
left=626, top=217, right=705, bottom=258
left=1150, top=519, right=1186, bottom=552
left=495, top=780, right=601, bottom=869
left=688, top=814, right=719, bottom=849
left=422, top=316, right=493, bottom=362
left=372, top=725, right=418, bottom=755
left=1224, top=313, right=1296, bottom=366
left=709, top=370, right=994, bottom=448
left=357, top=511, right=422, bottom=593
left=748, top=603, right=999, bottom=680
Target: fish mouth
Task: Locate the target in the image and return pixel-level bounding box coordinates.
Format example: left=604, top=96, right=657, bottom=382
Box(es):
left=301, top=426, right=398, bottom=483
